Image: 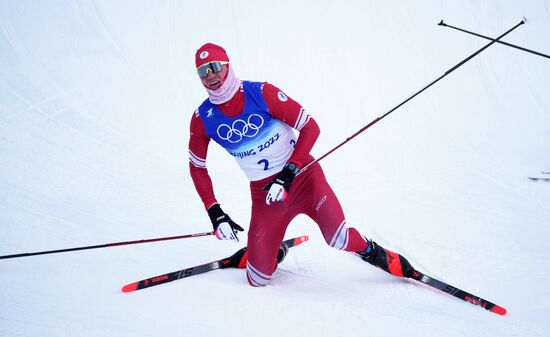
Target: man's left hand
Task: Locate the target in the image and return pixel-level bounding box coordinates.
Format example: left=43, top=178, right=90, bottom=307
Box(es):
left=263, top=163, right=298, bottom=205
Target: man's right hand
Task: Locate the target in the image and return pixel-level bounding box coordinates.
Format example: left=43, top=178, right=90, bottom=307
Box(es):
left=207, top=204, right=244, bottom=241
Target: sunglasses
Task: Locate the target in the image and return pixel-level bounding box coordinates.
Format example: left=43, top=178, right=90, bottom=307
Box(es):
left=197, top=61, right=228, bottom=78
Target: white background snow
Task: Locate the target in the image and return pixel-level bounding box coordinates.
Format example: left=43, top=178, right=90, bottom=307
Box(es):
left=1, top=1, right=550, bottom=336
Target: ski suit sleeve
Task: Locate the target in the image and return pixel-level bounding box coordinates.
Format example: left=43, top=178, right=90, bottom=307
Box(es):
left=262, top=82, right=320, bottom=168
left=188, top=111, right=218, bottom=210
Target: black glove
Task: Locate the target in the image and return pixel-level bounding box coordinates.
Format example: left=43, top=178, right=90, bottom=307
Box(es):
left=263, top=163, right=299, bottom=205
left=207, top=204, right=244, bottom=241
left=263, top=162, right=299, bottom=192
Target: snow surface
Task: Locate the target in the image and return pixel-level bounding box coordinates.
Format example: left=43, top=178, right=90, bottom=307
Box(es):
left=1, top=1, right=550, bottom=336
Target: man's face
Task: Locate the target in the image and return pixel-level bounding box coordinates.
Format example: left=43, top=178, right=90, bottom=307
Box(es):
left=199, top=63, right=229, bottom=90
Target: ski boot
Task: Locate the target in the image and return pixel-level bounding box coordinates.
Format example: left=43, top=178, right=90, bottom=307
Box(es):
left=276, top=241, right=289, bottom=264
left=358, top=240, right=414, bottom=278
left=231, top=241, right=289, bottom=269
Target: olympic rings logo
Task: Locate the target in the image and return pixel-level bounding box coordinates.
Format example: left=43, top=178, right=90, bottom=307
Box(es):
left=216, top=114, right=264, bottom=143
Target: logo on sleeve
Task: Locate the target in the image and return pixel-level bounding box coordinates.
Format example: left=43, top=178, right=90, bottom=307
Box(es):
left=277, top=91, right=288, bottom=102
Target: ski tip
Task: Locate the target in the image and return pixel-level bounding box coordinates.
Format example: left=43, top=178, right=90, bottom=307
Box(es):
left=296, top=235, right=309, bottom=244
left=121, top=282, right=138, bottom=293
left=287, top=235, right=309, bottom=248
left=490, top=305, right=507, bottom=316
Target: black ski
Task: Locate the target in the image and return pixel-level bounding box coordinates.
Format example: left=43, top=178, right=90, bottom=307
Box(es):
left=122, top=236, right=309, bottom=293
left=410, top=270, right=506, bottom=315
left=528, top=177, right=550, bottom=182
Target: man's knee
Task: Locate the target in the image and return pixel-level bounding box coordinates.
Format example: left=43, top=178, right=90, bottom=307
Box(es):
left=246, top=262, right=272, bottom=287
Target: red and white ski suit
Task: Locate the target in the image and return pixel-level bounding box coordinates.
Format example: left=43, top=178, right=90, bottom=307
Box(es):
left=189, top=81, right=369, bottom=286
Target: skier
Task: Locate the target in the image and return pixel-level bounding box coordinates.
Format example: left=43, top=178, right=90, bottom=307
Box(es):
left=189, top=43, right=414, bottom=287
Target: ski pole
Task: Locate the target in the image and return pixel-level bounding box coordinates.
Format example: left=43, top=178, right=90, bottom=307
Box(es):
left=0, top=231, right=214, bottom=260
left=298, top=19, right=525, bottom=175
left=438, top=20, right=550, bottom=60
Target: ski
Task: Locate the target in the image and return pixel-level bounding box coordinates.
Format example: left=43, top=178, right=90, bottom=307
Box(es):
left=528, top=177, right=550, bottom=182
left=122, top=235, right=309, bottom=293
left=410, top=270, right=506, bottom=315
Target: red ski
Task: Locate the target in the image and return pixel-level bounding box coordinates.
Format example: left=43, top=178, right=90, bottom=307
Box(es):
left=410, top=270, right=507, bottom=315
left=122, top=236, right=308, bottom=293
